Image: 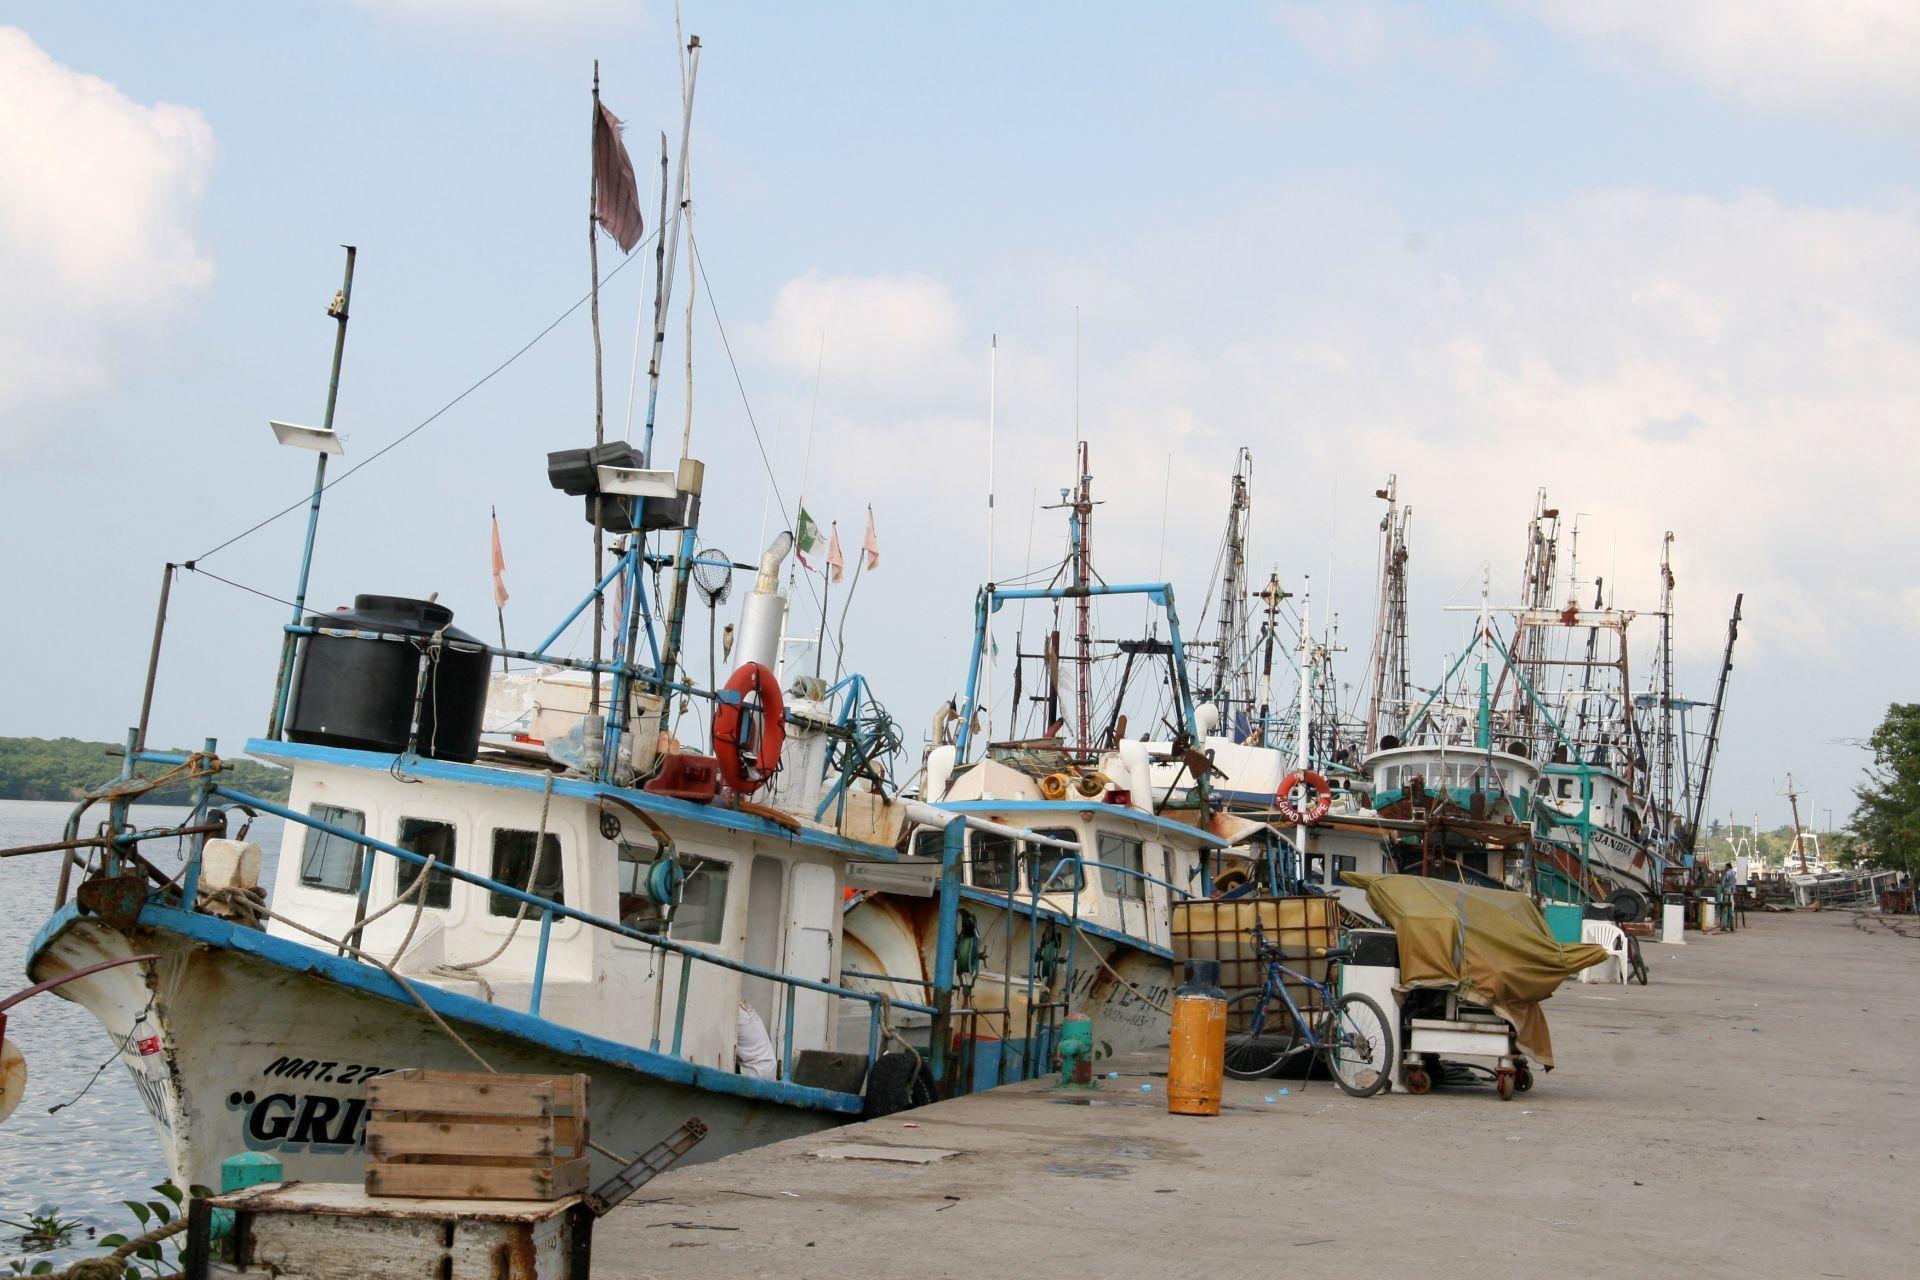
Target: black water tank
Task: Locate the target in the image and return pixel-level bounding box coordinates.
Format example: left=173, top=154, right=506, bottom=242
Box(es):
left=286, top=595, right=491, bottom=762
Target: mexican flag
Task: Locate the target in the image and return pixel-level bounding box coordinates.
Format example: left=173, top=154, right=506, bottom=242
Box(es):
left=795, top=506, right=822, bottom=569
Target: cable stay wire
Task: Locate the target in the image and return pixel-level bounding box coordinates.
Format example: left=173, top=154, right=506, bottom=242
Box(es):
left=190, top=228, right=661, bottom=566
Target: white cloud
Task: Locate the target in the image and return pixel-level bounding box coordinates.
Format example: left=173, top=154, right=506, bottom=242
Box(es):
left=1274, top=0, right=1504, bottom=76
left=751, top=272, right=970, bottom=399
left=1520, top=0, right=1920, bottom=119
left=750, top=187, right=1920, bottom=686
left=1231, top=188, right=1920, bottom=662
left=0, top=27, right=215, bottom=435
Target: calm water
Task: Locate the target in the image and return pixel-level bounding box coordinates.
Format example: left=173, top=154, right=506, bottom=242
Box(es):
left=0, top=799, right=282, bottom=1270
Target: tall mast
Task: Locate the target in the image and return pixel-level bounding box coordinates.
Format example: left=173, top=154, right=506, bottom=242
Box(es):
left=588, top=63, right=607, bottom=715
left=1072, top=440, right=1094, bottom=753
left=1785, top=772, right=1808, bottom=873
left=1365, top=476, right=1412, bottom=749
left=1256, top=572, right=1287, bottom=743
left=1297, top=576, right=1314, bottom=883
left=984, top=334, right=996, bottom=745
left=1655, top=532, right=1677, bottom=851
left=1686, top=593, right=1742, bottom=855
left=1506, top=490, right=1560, bottom=748
left=1210, top=448, right=1254, bottom=725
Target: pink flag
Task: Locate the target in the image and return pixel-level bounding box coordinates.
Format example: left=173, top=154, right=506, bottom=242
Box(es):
left=861, top=506, right=879, bottom=570
left=490, top=512, right=510, bottom=609
left=826, top=522, right=845, bottom=584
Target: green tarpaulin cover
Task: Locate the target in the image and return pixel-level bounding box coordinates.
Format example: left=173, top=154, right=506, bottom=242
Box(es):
left=1343, top=873, right=1610, bottom=1067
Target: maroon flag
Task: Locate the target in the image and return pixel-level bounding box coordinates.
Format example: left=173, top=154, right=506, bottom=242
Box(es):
left=593, top=103, right=645, bottom=253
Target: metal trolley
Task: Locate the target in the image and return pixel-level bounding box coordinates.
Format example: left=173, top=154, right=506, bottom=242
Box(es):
left=1400, top=992, right=1531, bottom=1101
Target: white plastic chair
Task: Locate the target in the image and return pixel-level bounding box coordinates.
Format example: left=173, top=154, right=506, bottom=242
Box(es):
left=1578, top=920, right=1629, bottom=984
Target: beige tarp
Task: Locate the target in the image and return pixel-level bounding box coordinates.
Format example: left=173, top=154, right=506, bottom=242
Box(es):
left=1342, top=873, right=1609, bottom=1067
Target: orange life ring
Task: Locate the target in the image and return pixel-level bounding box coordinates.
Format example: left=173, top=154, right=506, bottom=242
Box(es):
left=713, top=662, right=785, bottom=795
left=1275, top=769, right=1332, bottom=824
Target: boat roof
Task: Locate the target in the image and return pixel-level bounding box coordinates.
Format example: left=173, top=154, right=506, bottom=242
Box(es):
left=1362, top=743, right=1540, bottom=775
left=932, top=798, right=1227, bottom=848
left=246, top=737, right=901, bottom=862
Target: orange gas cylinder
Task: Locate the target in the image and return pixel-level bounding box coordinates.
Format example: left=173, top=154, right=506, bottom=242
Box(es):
left=1167, top=959, right=1226, bottom=1116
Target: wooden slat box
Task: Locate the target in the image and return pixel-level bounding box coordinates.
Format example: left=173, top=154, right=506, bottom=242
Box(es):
left=365, top=1069, right=590, bottom=1201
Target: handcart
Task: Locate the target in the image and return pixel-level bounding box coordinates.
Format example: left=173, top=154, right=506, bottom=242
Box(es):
left=1400, top=991, right=1531, bottom=1101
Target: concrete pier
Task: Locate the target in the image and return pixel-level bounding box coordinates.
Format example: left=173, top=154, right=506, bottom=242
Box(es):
left=598, top=912, right=1917, bottom=1279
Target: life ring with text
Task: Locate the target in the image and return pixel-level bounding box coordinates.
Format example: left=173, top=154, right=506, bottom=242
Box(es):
left=1275, top=770, right=1333, bottom=824
left=713, top=662, right=786, bottom=795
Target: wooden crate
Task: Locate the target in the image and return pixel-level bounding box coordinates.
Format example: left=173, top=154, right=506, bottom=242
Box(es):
left=1171, top=896, right=1338, bottom=1021
left=364, top=1070, right=590, bottom=1201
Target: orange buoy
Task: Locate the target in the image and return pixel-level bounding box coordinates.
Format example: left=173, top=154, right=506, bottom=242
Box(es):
left=1167, top=960, right=1227, bottom=1117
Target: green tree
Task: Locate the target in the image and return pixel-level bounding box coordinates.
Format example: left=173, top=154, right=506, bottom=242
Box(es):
left=1850, top=703, right=1920, bottom=877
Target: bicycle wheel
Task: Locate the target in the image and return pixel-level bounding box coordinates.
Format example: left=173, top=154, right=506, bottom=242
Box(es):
left=1224, top=989, right=1298, bottom=1079
left=1322, top=992, right=1392, bottom=1098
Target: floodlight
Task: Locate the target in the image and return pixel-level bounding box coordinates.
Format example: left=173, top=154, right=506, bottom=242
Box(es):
left=270, top=420, right=345, bottom=454
left=595, top=465, right=680, bottom=499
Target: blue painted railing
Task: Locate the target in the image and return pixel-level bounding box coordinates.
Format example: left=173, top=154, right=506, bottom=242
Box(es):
left=187, top=783, right=936, bottom=1085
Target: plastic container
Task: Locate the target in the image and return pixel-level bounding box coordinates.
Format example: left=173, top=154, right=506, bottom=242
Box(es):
left=286, top=595, right=490, bottom=762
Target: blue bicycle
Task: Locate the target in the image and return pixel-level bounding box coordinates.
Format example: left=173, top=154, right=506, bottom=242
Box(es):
left=1222, top=923, right=1392, bottom=1097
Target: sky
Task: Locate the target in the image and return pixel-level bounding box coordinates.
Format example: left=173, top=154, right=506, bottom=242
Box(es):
left=2, top=1, right=1916, bottom=836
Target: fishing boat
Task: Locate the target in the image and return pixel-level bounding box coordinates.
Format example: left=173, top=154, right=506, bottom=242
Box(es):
left=15, top=53, right=1031, bottom=1187
left=839, top=445, right=1230, bottom=1087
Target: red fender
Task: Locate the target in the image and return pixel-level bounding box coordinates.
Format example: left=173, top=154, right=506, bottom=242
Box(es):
left=713, top=662, right=786, bottom=795
left=1275, top=769, right=1333, bottom=824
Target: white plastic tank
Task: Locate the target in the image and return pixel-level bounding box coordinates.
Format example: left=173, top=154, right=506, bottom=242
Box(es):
left=767, top=682, right=833, bottom=817
left=924, top=744, right=957, bottom=802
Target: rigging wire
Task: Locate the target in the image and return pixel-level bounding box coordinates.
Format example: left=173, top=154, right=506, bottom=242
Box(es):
left=191, top=229, right=662, bottom=565
left=687, top=229, right=841, bottom=667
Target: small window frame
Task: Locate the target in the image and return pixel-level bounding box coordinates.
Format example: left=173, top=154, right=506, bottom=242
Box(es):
left=394, top=816, right=457, bottom=911
left=298, top=804, right=367, bottom=896
left=968, top=830, right=1019, bottom=893
left=1097, top=832, right=1146, bottom=902
left=487, top=827, right=564, bottom=917
left=1023, top=827, right=1084, bottom=894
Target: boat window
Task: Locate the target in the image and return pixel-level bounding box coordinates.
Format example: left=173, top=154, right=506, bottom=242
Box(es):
left=1098, top=833, right=1146, bottom=901
left=1023, top=827, right=1083, bottom=893
left=969, top=831, right=1018, bottom=892
left=618, top=844, right=731, bottom=944
left=395, top=817, right=456, bottom=910
left=488, top=828, right=564, bottom=916
left=298, top=804, right=366, bottom=895
left=909, top=827, right=946, bottom=860
left=1557, top=778, right=1573, bottom=798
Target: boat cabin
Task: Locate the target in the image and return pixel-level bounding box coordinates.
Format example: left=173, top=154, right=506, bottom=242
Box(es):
left=253, top=739, right=863, bottom=1080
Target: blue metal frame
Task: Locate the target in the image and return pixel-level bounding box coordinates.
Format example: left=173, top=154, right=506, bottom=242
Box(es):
left=245, top=739, right=901, bottom=864
left=953, top=582, right=1199, bottom=759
